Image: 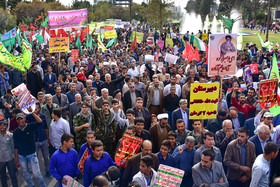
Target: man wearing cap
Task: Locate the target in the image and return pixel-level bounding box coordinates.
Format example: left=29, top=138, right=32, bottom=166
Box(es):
left=171, top=99, right=191, bottom=131
left=256, top=112, right=276, bottom=141
left=149, top=113, right=171, bottom=152
left=13, top=109, right=47, bottom=187
left=0, top=119, right=18, bottom=187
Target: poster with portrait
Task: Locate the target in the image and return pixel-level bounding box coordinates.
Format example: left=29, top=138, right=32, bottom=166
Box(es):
left=208, top=34, right=237, bottom=76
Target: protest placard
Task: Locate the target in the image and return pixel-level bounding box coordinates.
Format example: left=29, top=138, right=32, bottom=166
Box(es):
left=62, top=175, right=84, bottom=187
left=49, top=37, right=69, bottom=53
left=165, top=53, right=178, bottom=64
left=145, top=55, right=154, bottom=62
left=71, top=49, right=79, bottom=62
left=153, top=164, right=184, bottom=187
left=249, top=64, right=258, bottom=74
left=20, top=26, right=28, bottom=32
left=189, top=83, right=220, bottom=119
left=208, top=34, right=237, bottom=76
left=1, top=28, right=16, bottom=41
left=12, top=84, right=36, bottom=114
left=259, top=79, right=278, bottom=109
left=48, top=9, right=87, bottom=30
left=104, top=30, right=117, bottom=39
left=115, top=134, right=143, bottom=168
left=158, top=40, right=164, bottom=50
left=104, top=25, right=114, bottom=30
left=243, top=66, right=253, bottom=89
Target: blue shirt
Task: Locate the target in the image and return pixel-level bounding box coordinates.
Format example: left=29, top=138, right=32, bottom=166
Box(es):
left=250, top=154, right=270, bottom=187
left=66, top=90, right=79, bottom=104
left=156, top=152, right=176, bottom=167
left=240, top=143, right=247, bottom=166
left=49, top=148, right=80, bottom=187
left=83, top=152, right=116, bottom=187
left=180, top=108, right=189, bottom=129
left=79, top=143, right=93, bottom=159
left=173, top=144, right=195, bottom=173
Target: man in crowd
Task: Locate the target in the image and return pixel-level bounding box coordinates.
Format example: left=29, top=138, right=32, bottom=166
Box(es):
left=133, top=97, right=151, bottom=130
left=49, top=133, right=80, bottom=187
left=52, top=85, right=69, bottom=119
left=192, top=149, right=228, bottom=187
left=224, top=127, right=256, bottom=186
left=172, top=99, right=190, bottom=130
left=249, top=124, right=271, bottom=156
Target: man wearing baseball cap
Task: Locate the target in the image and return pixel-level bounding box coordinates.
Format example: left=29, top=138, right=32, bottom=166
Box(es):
left=13, top=108, right=47, bottom=187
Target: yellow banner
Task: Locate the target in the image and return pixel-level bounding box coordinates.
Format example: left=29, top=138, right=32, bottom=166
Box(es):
left=104, top=30, right=117, bottom=39
left=49, top=37, right=69, bottom=53
left=189, top=83, right=220, bottom=119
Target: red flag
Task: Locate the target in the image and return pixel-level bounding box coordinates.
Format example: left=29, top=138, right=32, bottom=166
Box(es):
left=204, top=42, right=208, bottom=64
left=80, top=27, right=87, bottom=43
left=130, top=32, right=137, bottom=50
left=194, top=48, right=200, bottom=62
left=30, top=31, right=34, bottom=41
left=182, top=42, right=195, bottom=62
left=71, top=28, right=76, bottom=32
left=49, top=30, right=56, bottom=38
left=57, top=29, right=68, bottom=38
left=42, top=27, right=45, bottom=42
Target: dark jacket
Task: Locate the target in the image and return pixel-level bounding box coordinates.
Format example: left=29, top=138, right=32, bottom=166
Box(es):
left=249, top=134, right=272, bottom=156
left=132, top=107, right=151, bottom=130
left=206, top=116, right=223, bottom=134
left=121, top=153, right=159, bottom=187
left=230, top=112, right=246, bottom=129
left=123, top=90, right=142, bottom=113
left=244, top=117, right=255, bottom=137
left=44, top=73, right=57, bottom=95
left=171, top=108, right=192, bottom=131
left=224, top=139, right=256, bottom=181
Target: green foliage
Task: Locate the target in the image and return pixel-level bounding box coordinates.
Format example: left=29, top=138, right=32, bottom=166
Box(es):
left=18, top=16, right=33, bottom=27
left=8, top=0, right=21, bottom=9
left=0, top=8, right=17, bottom=33
left=145, top=0, right=172, bottom=30
left=185, top=0, right=214, bottom=22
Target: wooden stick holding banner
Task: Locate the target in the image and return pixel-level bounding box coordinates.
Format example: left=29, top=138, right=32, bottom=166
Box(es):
left=59, top=52, right=61, bottom=66
left=219, top=75, right=223, bottom=111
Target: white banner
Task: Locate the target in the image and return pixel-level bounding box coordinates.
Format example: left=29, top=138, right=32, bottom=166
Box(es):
left=165, top=53, right=178, bottom=64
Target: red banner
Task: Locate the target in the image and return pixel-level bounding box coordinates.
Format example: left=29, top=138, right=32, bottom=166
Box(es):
left=78, top=147, right=90, bottom=173
left=249, top=64, right=258, bottom=74
left=259, top=79, right=278, bottom=109
left=20, top=26, right=28, bottom=32
left=115, top=134, right=143, bottom=168
left=71, top=49, right=79, bottom=62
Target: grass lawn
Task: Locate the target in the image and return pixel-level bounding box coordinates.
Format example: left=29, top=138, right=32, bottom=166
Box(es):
left=136, top=28, right=280, bottom=50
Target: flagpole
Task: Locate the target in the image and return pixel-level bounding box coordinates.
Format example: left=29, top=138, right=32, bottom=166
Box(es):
left=59, top=52, right=61, bottom=66
left=218, top=75, right=223, bottom=111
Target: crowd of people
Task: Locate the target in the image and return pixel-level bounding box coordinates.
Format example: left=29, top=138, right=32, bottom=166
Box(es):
left=1, top=24, right=280, bottom=187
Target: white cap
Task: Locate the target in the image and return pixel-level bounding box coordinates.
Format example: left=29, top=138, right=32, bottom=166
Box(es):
left=103, top=62, right=110, bottom=66
left=111, top=62, right=117, bottom=66
left=157, top=113, right=169, bottom=120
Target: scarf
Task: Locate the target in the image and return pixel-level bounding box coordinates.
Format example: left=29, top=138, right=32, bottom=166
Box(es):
left=80, top=111, right=93, bottom=130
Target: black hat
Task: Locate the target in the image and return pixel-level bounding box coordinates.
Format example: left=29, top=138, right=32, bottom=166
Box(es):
left=113, top=89, right=121, bottom=98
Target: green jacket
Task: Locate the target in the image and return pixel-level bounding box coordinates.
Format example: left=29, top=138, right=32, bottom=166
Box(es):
left=41, top=103, right=59, bottom=127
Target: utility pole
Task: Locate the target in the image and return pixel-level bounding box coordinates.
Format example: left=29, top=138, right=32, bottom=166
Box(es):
left=266, top=0, right=271, bottom=41
left=4, top=0, right=7, bottom=10
left=129, top=0, right=132, bottom=23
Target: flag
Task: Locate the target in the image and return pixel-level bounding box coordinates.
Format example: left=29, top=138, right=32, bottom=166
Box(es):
left=76, top=35, right=83, bottom=55
left=222, top=15, right=234, bottom=30
left=92, top=39, right=97, bottom=48
left=86, top=33, right=93, bottom=50
left=269, top=54, right=280, bottom=116
left=2, top=33, right=16, bottom=52
left=106, top=37, right=116, bottom=48
left=49, top=30, right=56, bottom=38
left=34, top=8, right=45, bottom=27
left=130, top=31, right=137, bottom=50
left=194, top=36, right=206, bottom=51
left=257, top=33, right=265, bottom=47
left=80, top=27, right=87, bottom=43
left=182, top=42, right=195, bottom=62
left=35, top=30, right=44, bottom=45
left=42, top=28, right=50, bottom=44
left=22, top=30, right=28, bottom=42
left=271, top=42, right=274, bottom=47
left=0, top=37, right=32, bottom=71
left=41, top=16, right=48, bottom=27
left=276, top=42, right=279, bottom=48
left=30, top=24, right=37, bottom=30
left=97, top=36, right=106, bottom=52
left=16, top=28, right=21, bottom=46
left=57, top=29, right=68, bottom=38
left=194, top=48, right=200, bottom=62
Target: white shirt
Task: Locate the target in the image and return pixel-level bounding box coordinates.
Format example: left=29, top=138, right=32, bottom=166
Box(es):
left=127, top=68, right=139, bottom=79
left=50, top=118, right=70, bottom=149
left=163, top=84, right=181, bottom=97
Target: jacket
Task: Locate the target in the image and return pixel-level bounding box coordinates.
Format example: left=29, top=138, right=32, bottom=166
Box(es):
left=132, top=168, right=157, bottom=187
left=41, top=103, right=59, bottom=127
left=192, top=161, right=229, bottom=187
left=52, top=94, right=69, bottom=119
left=44, top=73, right=57, bottom=95
left=249, top=134, right=271, bottom=156
left=121, top=153, right=159, bottom=187
left=146, top=85, right=163, bottom=109
left=132, top=107, right=151, bottom=130
left=123, top=90, right=142, bottom=112
left=171, top=108, right=192, bottom=131
left=224, top=139, right=256, bottom=180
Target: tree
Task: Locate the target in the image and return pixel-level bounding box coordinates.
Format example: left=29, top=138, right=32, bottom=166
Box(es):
left=185, top=0, right=214, bottom=22
left=0, top=8, right=16, bottom=33
left=145, top=0, right=172, bottom=31
left=8, top=0, right=21, bottom=9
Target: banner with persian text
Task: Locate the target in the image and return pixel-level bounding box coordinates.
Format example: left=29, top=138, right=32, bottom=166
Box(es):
left=48, top=9, right=87, bottom=30
left=189, top=83, right=220, bottom=119
left=208, top=34, right=237, bottom=76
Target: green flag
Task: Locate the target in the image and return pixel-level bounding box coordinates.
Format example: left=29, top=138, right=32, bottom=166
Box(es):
left=257, top=33, right=264, bottom=47
left=2, top=33, right=15, bottom=52
left=268, top=54, right=280, bottom=116
left=0, top=37, right=32, bottom=71
left=41, top=16, right=49, bottom=27
left=222, top=15, right=234, bottom=30
left=22, top=30, right=28, bottom=42
left=92, top=39, right=97, bottom=48
left=16, top=28, right=21, bottom=45
left=106, top=37, right=117, bottom=48
left=76, top=35, right=83, bottom=55
left=86, top=33, right=93, bottom=50
left=35, top=31, right=44, bottom=45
